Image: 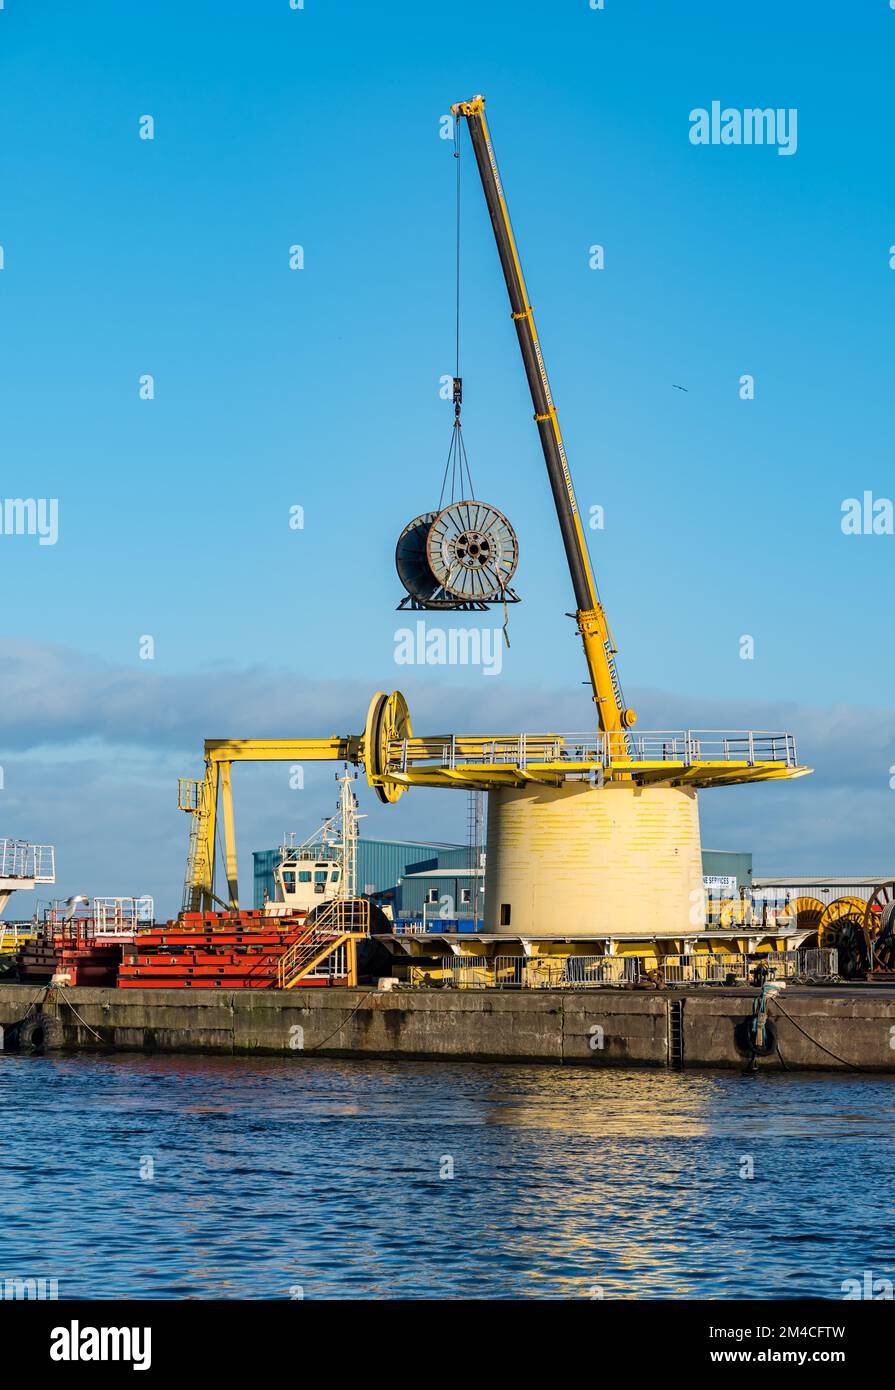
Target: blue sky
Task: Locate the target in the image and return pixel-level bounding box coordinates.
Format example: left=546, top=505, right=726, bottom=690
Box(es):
left=2, top=0, right=894, bottom=916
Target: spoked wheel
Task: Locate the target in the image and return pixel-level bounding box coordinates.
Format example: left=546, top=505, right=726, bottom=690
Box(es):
left=864, top=882, right=895, bottom=971
left=819, top=897, right=871, bottom=979
left=835, top=919, right=872, bottom=979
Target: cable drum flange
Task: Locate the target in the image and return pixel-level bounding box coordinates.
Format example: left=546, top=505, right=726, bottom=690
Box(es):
left=395, top=512, right=458, bottom=608
left=426, top=499, right=518, bottom=602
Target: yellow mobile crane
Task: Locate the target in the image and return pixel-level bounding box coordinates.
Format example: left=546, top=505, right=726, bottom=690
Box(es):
left=179, top=97, right=809, bottom=942
left=451, top=95, right=633, bottom=736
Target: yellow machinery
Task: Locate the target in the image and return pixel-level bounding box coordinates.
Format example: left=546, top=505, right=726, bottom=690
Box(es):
left=180, top=96, right=811, bottom=944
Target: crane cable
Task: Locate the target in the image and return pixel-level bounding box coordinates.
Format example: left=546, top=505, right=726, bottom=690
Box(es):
left=438, top=120, right=475, bottom=511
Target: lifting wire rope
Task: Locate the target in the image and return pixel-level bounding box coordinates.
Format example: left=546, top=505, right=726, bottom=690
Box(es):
left=438, top=122, right=475, bottom=511
left=393, top=109, right=519, bottom=620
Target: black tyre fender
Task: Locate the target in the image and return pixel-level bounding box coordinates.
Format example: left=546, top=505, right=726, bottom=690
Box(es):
left=10, top=1013, right=59, bottom=1053
left=734, top=1016, right=777, bottom=1058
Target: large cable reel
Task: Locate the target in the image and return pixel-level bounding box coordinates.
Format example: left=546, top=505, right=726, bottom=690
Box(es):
left=428, top=499, right=518, bottom=601
left=818, top=895, right=870, bottom=978
left=363, top=690, right=412, bottom=804
left=864, top=880, right=895, bottom=970
left=396, top=500, right=519, bottom=609
left=784, top=896, right=825, bottom=942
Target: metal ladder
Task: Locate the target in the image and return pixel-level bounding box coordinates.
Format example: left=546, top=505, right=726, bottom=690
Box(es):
left=178, top=778, right=213, bottom=913
left=668, top=998, right=684, bottom=1068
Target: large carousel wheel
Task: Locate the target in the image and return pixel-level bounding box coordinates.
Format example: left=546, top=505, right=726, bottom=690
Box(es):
left=819, top=895, right=871, bottom=979
left=864, top=881, right=895, bottom=971
left=363, top=690, right=412, bottom=805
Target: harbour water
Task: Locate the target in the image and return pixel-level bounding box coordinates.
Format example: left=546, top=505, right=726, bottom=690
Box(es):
left=2, top=1054, right=894, bottom=1300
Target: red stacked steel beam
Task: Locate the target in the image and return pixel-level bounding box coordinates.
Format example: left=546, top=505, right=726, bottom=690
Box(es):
left=117, top=909, right=346, bottom=989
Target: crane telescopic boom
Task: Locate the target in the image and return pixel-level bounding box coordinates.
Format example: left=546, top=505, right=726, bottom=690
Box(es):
left=451, top=95, right=635, bottom=735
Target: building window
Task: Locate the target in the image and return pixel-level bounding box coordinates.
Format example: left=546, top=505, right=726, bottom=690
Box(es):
left=500, top=903, right=511, bottom=926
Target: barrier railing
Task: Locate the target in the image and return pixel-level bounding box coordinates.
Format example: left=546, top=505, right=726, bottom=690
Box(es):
left=94, top=897, right=154, bottom=937
left=387, top=729, right=798, bottom=774
left=418, top=950, right=839, bottom=991
left=663, top=949, right=840, bottom=986
left=663, top=954, right=748, bottom=986
left=0, top=921, right=39, bottom=950
left=795, top=947, right=839, bottom=982
left=446, top=954, right=640, bottom=990
left=0, top=840, right=56, bottom=882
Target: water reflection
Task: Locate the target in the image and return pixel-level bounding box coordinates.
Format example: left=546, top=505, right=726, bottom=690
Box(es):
left=2, top=1053, right=894, bottom=1298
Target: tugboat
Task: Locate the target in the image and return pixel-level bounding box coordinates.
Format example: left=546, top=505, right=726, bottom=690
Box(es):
left=262, top=771, right=365, bottom=918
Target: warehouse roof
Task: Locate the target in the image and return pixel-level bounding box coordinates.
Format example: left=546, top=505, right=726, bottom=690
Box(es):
left=754, top=876, right=891, bottom=887
left=400, top=866, right=484, bottom=879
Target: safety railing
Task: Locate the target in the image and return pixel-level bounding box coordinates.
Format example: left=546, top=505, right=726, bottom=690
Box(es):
left=387, top=729, right=798, bottom=773
left=663, top=949, right=840, bottom=986
left=419, top=950, right=839, bottom=990
left=795, top=947, right=839, bottom=982
left=447, top=957, right=491, bottom=989
left=0, top=921, right=39, bottom=950
left=94, top=897, right=154, bottom=937
left=37, top=896, right=152, bottom=944
left=445, top=954, right=640, bottom=990
left=277, top=897, right=369, bottom=988
left=663, top=954, right=748, bottom=985
left=0, top=840, right=56, bottom=882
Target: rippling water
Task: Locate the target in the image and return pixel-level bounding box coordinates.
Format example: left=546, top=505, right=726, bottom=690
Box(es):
left=2, top=1053, right=895, bottom=1299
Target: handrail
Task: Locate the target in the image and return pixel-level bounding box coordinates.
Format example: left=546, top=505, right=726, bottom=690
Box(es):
left=385, top=730, right=798, bottom=772
left=277, top=898, right=370, bottom=988
left=0, top=840, right=56, bottom=882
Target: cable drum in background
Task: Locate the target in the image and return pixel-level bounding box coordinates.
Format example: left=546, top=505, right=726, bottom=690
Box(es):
left=395, top=500, right=519, bottom=610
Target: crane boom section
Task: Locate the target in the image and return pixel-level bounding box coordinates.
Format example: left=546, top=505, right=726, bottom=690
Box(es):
left=452, top=96, right=635, bottom=734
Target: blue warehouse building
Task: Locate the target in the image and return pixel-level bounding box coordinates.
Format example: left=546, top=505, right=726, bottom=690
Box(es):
left=253, top=838, right=468, bottom=912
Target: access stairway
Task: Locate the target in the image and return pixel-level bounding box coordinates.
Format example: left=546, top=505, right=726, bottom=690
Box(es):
left=277, top=898, right=370, bottom=989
